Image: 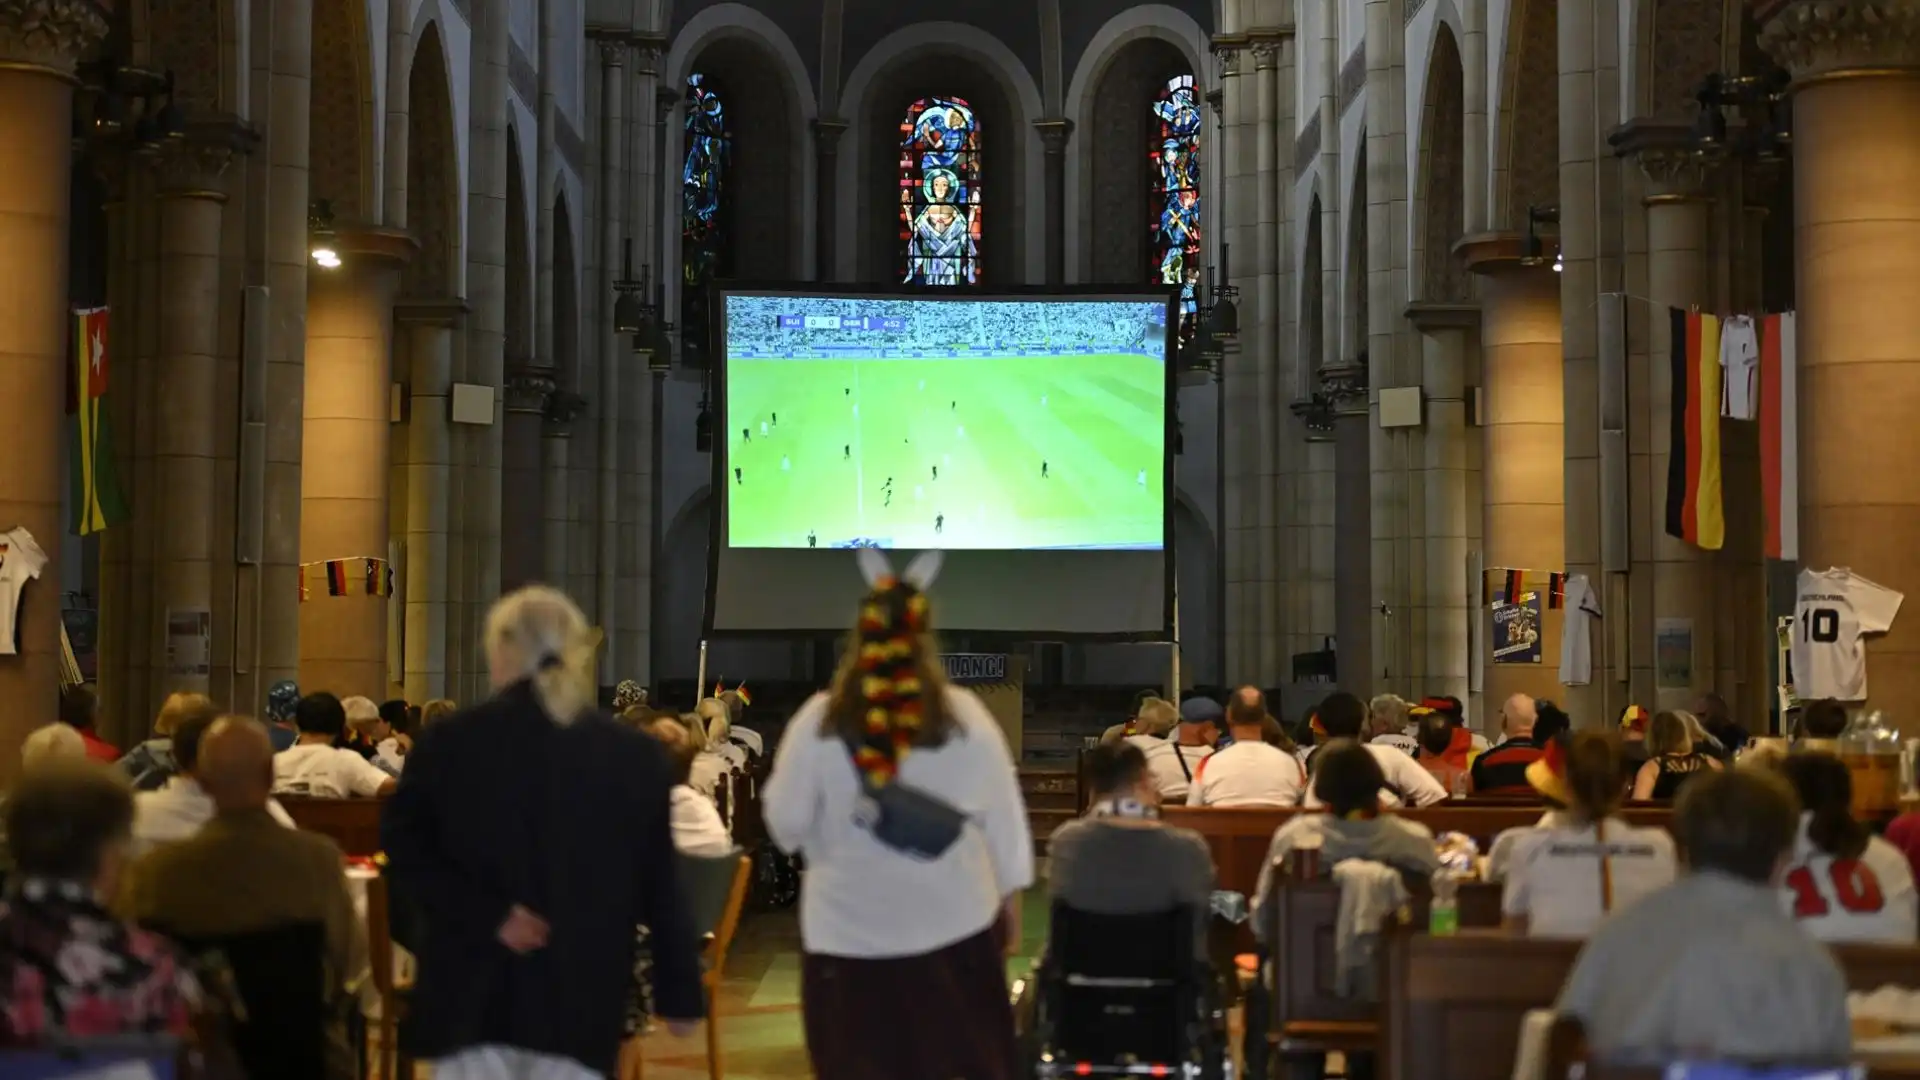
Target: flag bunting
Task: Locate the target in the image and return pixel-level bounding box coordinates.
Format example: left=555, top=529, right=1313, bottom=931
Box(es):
left=298, top=558, right=394, bottom=602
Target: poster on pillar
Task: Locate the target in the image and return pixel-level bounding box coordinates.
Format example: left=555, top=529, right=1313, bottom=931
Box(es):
left=1656, top=618, right=1694, bottom=690
left=166, top=609, right=211, bottom=677
left=1491, top=594, right=1543, bottom=665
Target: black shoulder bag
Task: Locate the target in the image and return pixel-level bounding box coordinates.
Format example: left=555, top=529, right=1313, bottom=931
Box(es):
left=844, top=737, right=968, bottom=860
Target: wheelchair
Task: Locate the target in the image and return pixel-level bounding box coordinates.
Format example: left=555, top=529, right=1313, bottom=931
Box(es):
left=1026, top=901, right=1232, bottom=1079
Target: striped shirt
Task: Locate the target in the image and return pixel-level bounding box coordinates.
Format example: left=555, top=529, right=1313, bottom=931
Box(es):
left=1469, top=736, right=1544, bottom=796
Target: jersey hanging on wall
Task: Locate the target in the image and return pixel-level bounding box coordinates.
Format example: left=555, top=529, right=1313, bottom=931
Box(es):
left=0, top=528, right=48, bottom=656
left=1791, top=567, right=1903, bottom=701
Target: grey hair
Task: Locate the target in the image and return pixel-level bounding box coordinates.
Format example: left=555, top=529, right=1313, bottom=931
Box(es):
left=485, top=586, right=597, bottom=725
left=21, top=724, right=86, bottom=769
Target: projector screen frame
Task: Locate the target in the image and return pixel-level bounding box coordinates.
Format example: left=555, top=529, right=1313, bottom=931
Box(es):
left=700, top=280, right=1181, bottom=643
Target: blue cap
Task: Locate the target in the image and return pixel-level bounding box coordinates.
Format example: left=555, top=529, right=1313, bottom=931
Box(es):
left=1179, top=696, right=1223, bottom=723
left=266, top=680, right=300, bottom=723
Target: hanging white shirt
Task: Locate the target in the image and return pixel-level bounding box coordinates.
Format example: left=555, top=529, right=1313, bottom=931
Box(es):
left=1186, top=740, right=1305, bottom=807
left=1720, top=314, right=1760, bottom=420
left=1502, top=817, right=1677, bottom=938
left=1780, top=812, right=1918, bottom=944
left=0, top=528, right=48, bottom=656
left=1792, top=567, right=1903, bottom=701
left=272, top=743, right=394, bottom=798
left=1558, top=574, right=1602, bottom=686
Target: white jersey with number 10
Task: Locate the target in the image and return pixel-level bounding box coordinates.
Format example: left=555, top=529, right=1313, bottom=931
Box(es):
left=1780, top=814, right=1918, bottom=944
left=1791, top=567, right=1903, bottom=701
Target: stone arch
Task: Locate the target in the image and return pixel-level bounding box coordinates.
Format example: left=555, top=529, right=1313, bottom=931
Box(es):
left=1075, top=37, right=1193, bottom=286
left=403, top=21, right=460, bottom=298
left=663, top=37, right=806, bottom=371
left=1494, top=0, right=1556, bottom=230
left=839, top=21, right=1046, bottom=284
left=1633, top=0, right=1728, bottom=120
left=1415, top=24, right=1468, bottom=302
left=553, top=192, right=580, bottom=386
left=505, top=126, right=532, bottom=360
left=1301, top=191, right=1325, bottom=397
left=1062, top=4, right=1209, bottom=281
left=310, top=0, right=376, bottom=222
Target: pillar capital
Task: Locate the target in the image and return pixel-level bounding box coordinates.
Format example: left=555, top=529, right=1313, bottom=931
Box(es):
left=331, top=224, right=419, bottom=271
left=1033, top=118, right=1073, bottom=154
left=503, top=363, right=556, bottom=414
left=1289, top=395, right=1337, bottom=440
left=394, top=297, right=470, bottom=327
left=1403, top=301, right=1481, bottom=334
left=1453, top=230, right=1554, bottom=276
left=592, top=36, right=626, bottom=67
left=153, top=115, right=259, bottom=201
left=812, top=116, right=848, bottom=153
left=1319, top=361, right=1370, bottom=416
left=543, top=387, right=586, bottom=436
left=1760, top=0, right=1920, bottom=82
left=1608, top=118, right=1717, bottom=201
left=0, top=0, right=107, bottom=78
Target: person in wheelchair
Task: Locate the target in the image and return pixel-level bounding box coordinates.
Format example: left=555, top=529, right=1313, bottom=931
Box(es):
left=1025, top=742, right=1226, bottom=1077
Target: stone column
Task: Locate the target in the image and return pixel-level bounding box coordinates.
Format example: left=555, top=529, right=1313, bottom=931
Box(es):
left=1613, top=122, right=1718, bottom=710
left=94, top=151, right=140, bottom=741
left=1251, top=39, right=1281, bottom=682
left=813, top=119, right=845, bottom=281
left=396, top=300, right=464, bottom=701
left=261, top=0, right=318, bottom=704
left=542, top=397, right=580, bottom=585
left=622, top=42, right=661, bottom=685
left=149, top=122, right=249, bottom=701
left=1761, top=0, right=1920, bottom=723
left=596, top=38, right=625, bottom=682
left=1269, top=34, right=1300, bottom=685
left=1406, top=302, right=1479, bottom=703
left=300, top=227, right=413, bottom=696
left=1458, top=233, right=1564, bottom=716
left=463, top=0, right=512, bottom=703
left=500, top=366, right=552, bottom=590
left=0, top=0, right=104, bottom=760
left=1034, top=119, right=1072, bottom=286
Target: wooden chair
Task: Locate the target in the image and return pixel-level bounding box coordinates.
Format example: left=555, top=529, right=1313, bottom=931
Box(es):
left=684, top=851, right=755, bottom=1080
left=364, top=873, right=413, bottom=1080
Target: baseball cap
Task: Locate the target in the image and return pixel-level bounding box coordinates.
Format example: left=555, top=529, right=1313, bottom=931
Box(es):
left=1179, top=696, right=1223, bottom=724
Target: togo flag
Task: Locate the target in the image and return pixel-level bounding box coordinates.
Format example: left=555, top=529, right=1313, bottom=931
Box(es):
left=70, top=307, right=130, bottom=535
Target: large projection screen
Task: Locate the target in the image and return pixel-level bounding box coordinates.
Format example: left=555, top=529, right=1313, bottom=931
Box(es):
left=706, top=287, right=1175, bottom=639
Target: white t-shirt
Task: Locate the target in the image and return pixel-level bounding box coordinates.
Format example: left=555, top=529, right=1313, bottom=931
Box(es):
left=1371, top=733, right=1419, bottom=757
left=1558, top=574, right=1602, bottom=686
left=1720, top=315, right=1760, bottom=420
left=669, top=785, right=735, bottom=856
left=762, top=687, right=1034, bottom=958
left=1780, top=813, right=1918, bottom=944
left=132, top=777, right=298, bottom=858
left=1128, top=734, right=1213, bottom=801
left=1485, top=811, right=1567, bottom=883
left=1792, top=567, right=1903, bottom=701
left=272, top=743, right=395, bottom=798
left=1502, top=817, right=1677, bottom=938
left=1187, top=741, right=1305, bottom=807
left=1303, top=743, right=1449, bottom=808
left=0, top=528, right=47, bottom=656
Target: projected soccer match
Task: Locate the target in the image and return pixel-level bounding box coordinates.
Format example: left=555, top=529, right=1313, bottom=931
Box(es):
left=721, top=291, right=1171, bottom=552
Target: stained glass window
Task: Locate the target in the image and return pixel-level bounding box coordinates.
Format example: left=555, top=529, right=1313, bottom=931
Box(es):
left=1151, top=74, right=1201, bottom=338
left=682, top=73, right=729, bottom=365
left=899, top=96, right=981, bottom=286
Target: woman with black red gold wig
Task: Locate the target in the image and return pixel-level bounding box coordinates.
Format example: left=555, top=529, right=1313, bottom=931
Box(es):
left=762, top=550, right=1033, bottom=1080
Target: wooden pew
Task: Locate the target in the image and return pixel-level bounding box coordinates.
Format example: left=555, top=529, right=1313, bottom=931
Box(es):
left=1163, top=805, right=1677, bottom=900
left=278, top=795, right=386, bottom=855
left=1378, top=930, right=1920, bottom=1080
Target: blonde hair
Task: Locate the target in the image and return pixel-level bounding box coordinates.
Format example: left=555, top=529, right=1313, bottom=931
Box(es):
left=695, top=698, right=731, bottom=749
left=1133, top=698, right=1178, bottom=737
left=419, top=699, right=457, bottom=727
left=485, top=586, right=596, bottom=724
left=154, top=692, right=217, bottom=737
left=22, top=724, right=87, bottom=769
left=645, top=716, right=694, bottom=752
left=1649, top=710, right=1697, bottom=757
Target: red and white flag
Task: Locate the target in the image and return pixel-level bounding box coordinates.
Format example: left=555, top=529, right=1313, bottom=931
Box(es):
left=1760, top=311, right=1798, bottom=561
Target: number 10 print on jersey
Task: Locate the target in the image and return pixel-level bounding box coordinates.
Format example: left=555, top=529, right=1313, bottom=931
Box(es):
left=1791, top=567, right=1903, bottom=701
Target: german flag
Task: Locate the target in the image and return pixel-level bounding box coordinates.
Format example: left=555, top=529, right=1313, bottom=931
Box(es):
left=69, top=307, right=130, bottom=535
left=326, top=560, right=350, bottom=596
left=1664, top=307, right=1724, bottom=550
left=1546, top=572, right=1567, bottom=609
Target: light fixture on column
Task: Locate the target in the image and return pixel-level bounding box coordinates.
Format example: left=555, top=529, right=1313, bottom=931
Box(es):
left=309, top=199, right=342, bottom=270
left=1207, top=241, right=1240, bottom=339
left=612, top=239, right=650, bottom=334
left=1520, top=204, right=1560, bottom=272
left=1690, top=70, right=1792, bottom=163
left=74, top=62, right=179, bottom=149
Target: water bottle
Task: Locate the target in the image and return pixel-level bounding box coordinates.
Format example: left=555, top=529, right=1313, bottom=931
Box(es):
left=1429, top=869, right=1459, bottom=936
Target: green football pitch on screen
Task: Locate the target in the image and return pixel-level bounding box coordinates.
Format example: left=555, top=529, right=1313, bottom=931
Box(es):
left=724, top=354, right=1165, bottom=550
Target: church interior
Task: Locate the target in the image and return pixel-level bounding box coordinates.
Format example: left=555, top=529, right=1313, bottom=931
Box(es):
left=6, top=0, right=1920, bottom=1073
